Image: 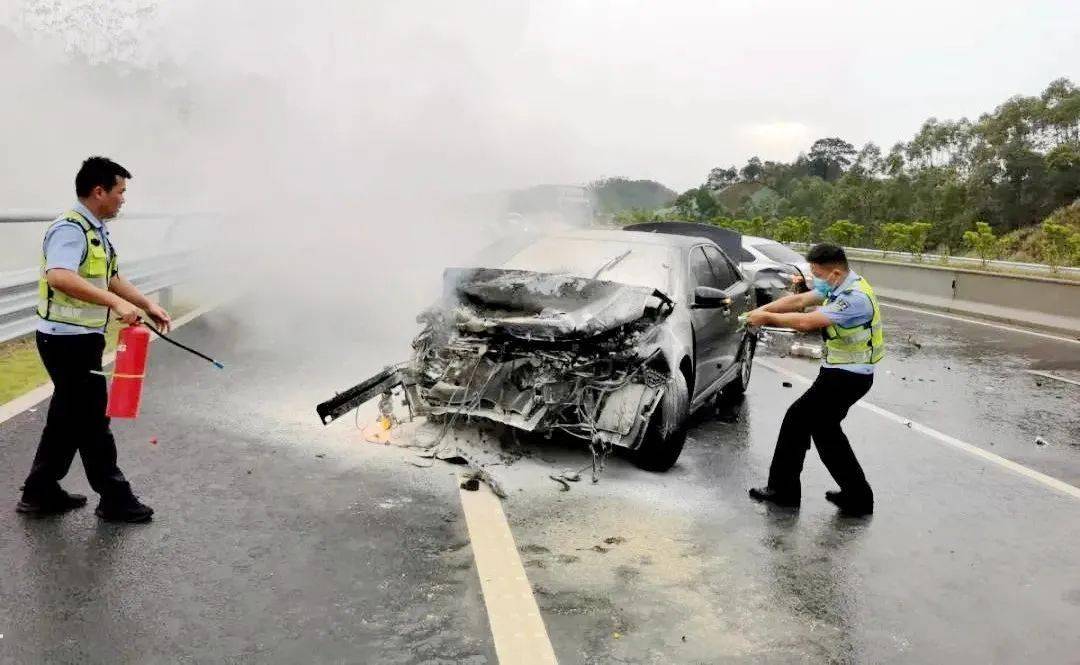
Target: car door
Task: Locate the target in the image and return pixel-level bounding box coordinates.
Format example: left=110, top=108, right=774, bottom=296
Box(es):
left=702, top=245, right=752, bottom=373
left=688, top=245, right=729, bottom=397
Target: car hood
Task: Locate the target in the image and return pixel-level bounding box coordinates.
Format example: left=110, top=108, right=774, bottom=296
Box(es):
left=442, top=268, right=673, bottom=340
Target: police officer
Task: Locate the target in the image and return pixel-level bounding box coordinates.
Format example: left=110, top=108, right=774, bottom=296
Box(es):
left=745, top=243, right=884, bottom=516
left=16, top=157, right=171, bottom=523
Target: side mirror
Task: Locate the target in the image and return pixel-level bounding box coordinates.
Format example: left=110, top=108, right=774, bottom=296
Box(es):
left=693, top=286, right=731, bottom=309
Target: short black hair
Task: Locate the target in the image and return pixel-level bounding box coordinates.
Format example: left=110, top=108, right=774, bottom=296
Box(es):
left=806, top=243, right=848, bottom=268
left=75, top=156, right=132, bottom=197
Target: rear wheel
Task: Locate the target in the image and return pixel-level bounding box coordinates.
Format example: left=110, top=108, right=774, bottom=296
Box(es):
left=631, top=371, right=689, bottom=472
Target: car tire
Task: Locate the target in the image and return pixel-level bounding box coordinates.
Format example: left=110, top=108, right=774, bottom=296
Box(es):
left=722, top=333, right=756, bottom=399
left=631, top=370, right=689, bottom=472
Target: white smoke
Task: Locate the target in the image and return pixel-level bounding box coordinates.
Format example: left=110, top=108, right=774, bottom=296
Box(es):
left=1, top=0, right=594, bottom=373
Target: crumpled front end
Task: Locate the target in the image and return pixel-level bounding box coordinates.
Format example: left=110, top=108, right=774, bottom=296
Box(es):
left=404, top=269, right=675, bottom=449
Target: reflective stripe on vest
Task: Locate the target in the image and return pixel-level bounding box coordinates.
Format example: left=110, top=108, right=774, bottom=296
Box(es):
left=36, top=210, right=119, bottom=329
left=822, top=277, right=885, bottom=365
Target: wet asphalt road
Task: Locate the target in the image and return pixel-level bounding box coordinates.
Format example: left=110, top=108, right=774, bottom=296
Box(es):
left=1, top=305, right=1078, bottom=664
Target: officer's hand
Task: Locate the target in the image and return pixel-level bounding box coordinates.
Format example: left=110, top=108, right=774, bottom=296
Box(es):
left=747, top=310, right=771, bottom=327
left=113, top=300, right=142, bottom=326
left=146, top=303, right=172, bottom=334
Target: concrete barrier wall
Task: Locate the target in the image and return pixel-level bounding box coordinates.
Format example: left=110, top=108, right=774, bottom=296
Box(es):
left=848, top=258, right=1080, bottom=335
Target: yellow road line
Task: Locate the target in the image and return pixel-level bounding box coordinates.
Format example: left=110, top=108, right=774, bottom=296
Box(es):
left=757, top=359, right=1080, bottom=501
left=458, top=479, right=559, bottom=665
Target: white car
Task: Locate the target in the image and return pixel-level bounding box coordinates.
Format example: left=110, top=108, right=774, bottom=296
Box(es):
left=738, top=235, right=812, bottom=304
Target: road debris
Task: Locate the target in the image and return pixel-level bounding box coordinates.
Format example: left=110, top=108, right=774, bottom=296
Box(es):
left=315, top=453, right=325, bottom=459
left=459, top=477, right=480, bottom=491
left=603, top=536, right=626, bottom=545
left=782, top=381, right=793, bottom=388
left=549, top=475, right=571, bottom=491
left=1035, top=436, right=1048, bottom=446
left=435, top=451, right=470, bottom=465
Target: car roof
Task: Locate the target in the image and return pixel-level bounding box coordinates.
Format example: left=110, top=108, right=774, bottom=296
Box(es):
left=621, top=222, right=743, bottom=258
left=550, top=228, right=712, bottom=249
left=741, top=235, right=777, bottom=247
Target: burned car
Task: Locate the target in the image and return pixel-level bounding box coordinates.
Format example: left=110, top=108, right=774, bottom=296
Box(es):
left=624, top=222, right=811, bottom=305
left=317, top=230, right=756, bottom=472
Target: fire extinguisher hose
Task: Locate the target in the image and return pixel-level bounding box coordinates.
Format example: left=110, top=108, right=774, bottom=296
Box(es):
left=142, top=321, right=225, bottom=369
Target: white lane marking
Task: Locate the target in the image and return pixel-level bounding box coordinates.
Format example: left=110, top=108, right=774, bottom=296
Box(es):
left=756, top=359, right=1080, bottom=501
left=880, top=301, right=1080, bottom=345
left=1024, top=370, right=1080, bottom=388
left=0, top=303, right=218, bottom=425
left=458, top=479, right=558, bottom=665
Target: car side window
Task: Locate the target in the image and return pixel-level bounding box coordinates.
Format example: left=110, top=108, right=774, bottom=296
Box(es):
left=689, top=247, right=721, bottom=289
left=703, top=246, right=739, bottom=289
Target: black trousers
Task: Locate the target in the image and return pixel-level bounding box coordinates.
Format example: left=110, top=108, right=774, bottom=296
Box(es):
left=767, top=367, right=874, bottom=503
left=22, top=332, right=133, bottom=502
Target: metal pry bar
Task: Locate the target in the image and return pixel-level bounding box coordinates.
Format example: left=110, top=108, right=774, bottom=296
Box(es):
left=316, top=365, right=404, bottom=425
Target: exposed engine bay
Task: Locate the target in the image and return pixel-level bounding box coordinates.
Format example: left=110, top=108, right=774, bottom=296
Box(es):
left=317, top=268, right=678, bottom=469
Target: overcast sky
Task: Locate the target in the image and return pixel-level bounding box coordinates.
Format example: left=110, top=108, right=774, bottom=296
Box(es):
left=512, top=0, right=1080, bottom=189
left=4, top=0, right=1079, bottom=199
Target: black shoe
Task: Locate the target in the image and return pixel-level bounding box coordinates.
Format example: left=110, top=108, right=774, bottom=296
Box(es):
left=825, top=489, right=873, bottom=516
left=16, top=489, right=88, bottom=515
left=95, top=497, right=154, bottom=523
left=748, top=486, right=800, bottom=508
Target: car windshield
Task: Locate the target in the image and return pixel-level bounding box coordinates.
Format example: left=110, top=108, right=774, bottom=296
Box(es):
left=754, top=242, right=806, bottom=264
left=501, top=237, right=674, bottom=292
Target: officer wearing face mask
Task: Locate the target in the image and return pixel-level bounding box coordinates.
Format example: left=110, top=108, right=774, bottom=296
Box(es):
left=744, top=243, right=884, bottom=516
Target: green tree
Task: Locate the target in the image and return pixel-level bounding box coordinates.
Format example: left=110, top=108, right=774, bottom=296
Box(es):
left=739, top=156, right=765, bottom=183
left=906, top=221, right=933, bottom=260
left=613, top=208, right=660, bottom=226
left=706, top=166, right=738, bottom=190
left=808, top=138, right=857, bottom=181
left=877, top=222, right=911, bottom=258
left=1041, top=221, right=1074, bottom=271
left=672, top=77, right=1080, bottom=250
left=673, top=186, right=719, bottom=220
left=694, top=188, right=720, bottom=219
left=823, top=219, right=864, bottom=247
left=773, top=216, right=812, bottom=244
left=962, top=222, right=999, bottom=267
left=1068, top=233, right=1080, bottom=265
left=744, top=216, right=773, bottom=238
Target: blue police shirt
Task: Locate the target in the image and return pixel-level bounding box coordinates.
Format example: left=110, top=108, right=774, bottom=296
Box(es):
left=36, top=203, right=115, bottom=336
left=818, top=270, right=875, bottom=375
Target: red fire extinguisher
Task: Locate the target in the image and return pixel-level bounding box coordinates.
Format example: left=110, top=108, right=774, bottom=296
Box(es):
left=106, top=324, right=152, bottom=419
